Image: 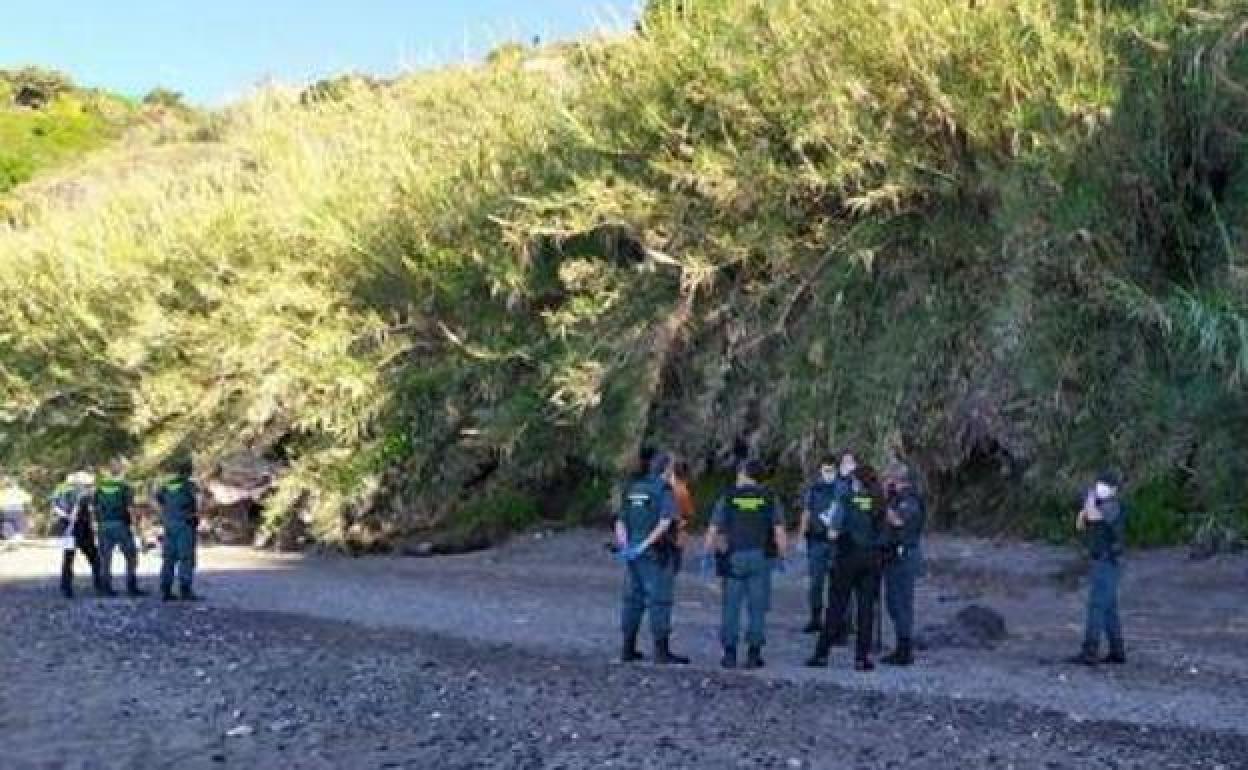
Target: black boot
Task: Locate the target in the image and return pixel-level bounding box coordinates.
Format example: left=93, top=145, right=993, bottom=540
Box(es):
left=1103, top=641, right=1126, bottom=665
left=61, top=553, right=75, bottom=599
left=161, top=588, right=177, bottom=602
left=805, top=637, right=830, bottom=667
left=97, top=582, right=117, bottom=598
left=882, top=638, right=914, bottom=666
left=721, top=646, right=737, bottom=669
left=178, top=588, right=202, bottom=602
left=126, top=576, right=147, bottom=598
left=620, top=632, right=644, bottom=663
left=745, top=645, right=765, bottom=670
left=655, top=637, right=690, bottom=665
left=801, top=608, right=823, bottom=634
left=854, top=657, right=875, bottom=672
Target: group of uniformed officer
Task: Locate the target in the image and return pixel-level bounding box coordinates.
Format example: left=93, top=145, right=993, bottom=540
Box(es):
left=49, top=458, right=203, bottom=602
left=614, top=447, right=927, bottom=671
left=616, top=448, right=1132, bottom=671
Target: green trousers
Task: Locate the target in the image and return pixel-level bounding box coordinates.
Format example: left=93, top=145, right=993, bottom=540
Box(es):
left=160, top=521, right=197, bottom=594
left=97, top=521, right=139, bottom=592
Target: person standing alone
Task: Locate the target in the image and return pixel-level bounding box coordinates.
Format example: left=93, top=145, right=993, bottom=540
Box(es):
left=1068, top=471, right=1128, bottom=665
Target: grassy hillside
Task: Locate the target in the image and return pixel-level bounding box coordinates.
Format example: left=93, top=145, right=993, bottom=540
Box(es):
left=0, top=68, right=137, bottom=193
left=2, top=1, right=1247, bottom=549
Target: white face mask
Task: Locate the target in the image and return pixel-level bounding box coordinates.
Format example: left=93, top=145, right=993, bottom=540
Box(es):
left=840, top=461, right=856, bottom=478
left=1094, top=482, right=1115, bottom=500
left=820, top=467, right=837, bottom=483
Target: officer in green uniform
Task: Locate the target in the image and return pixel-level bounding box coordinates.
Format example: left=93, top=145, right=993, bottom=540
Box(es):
left=881, top=464, right=926, bottom=666
left=616, top=450, right=689, bottom=665
left=156, top=459, right=201, bottom=601
left=94, top=461, right=146, bottom=597
left=1068, top=471, right=1128, bottom=665
left=705, top=459, right=787, bottom=669
left=806, top=451, right=882, bottom=671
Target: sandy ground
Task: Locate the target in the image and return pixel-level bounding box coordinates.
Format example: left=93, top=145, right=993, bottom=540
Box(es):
left=1, top=532, right=1246, bottom=769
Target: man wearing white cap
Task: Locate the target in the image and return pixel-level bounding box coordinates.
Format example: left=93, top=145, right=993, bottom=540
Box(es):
left=51, top=471, right=105, bottom=598
left=1068, top=470, right=1129, bottom=665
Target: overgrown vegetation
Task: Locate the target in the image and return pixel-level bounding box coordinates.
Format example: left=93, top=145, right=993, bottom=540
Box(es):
left=0, top=68, right=138, bottom=193
left=2, top=1, right=1247, bottom=549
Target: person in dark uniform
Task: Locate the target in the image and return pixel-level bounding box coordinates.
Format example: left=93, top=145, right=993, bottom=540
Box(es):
left=881, top=464, right=926, bottom=666
left=704, top=459, right=787, bottom=669
left=797, top=458, right=844, bottom=634
left=51, top=471, right=105, bottom=598
left=1068, top=471, right=1128, bottom=665
left=805, top=451, right=884, bottom=671
left=825, top=451, right=864, bottom=645
left=616, top=450, right=689, bottom=665
left=94, top=460, right=146, bottom=597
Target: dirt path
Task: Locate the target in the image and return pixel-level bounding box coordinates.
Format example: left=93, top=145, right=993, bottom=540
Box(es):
left=1, top=533, right=1246, bottom=769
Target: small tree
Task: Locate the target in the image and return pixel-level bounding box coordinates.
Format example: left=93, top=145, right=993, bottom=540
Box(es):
left=5, top=66, right=73, bottom=109
left=143, top=87, right=186, bottom=109
left=486, top=42, right=527, bottom=67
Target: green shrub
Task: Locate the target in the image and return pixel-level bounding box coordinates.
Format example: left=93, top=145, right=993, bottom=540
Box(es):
left=4, top=1, right=1248, bottom=549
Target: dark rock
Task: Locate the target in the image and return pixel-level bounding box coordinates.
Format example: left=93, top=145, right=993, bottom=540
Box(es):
left=431, top=532, right=495, bottom=556
left=917, top=604, right=1008, bottom=650
left=956, top=604, right=1008, bottom=641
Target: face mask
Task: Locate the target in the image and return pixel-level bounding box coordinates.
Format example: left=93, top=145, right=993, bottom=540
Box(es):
left=840, top=462, right=856, bottom=478
left=1094, top=482, right=1115, bottom=500
left=820, top=468, right=837, bottom=483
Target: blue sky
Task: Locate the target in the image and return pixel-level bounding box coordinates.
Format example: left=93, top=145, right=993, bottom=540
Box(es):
left=1, top=1, right=636, bottom=105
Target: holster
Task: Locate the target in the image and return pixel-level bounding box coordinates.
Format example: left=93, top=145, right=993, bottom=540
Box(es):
left=652, top=539, right=674, bottom=568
